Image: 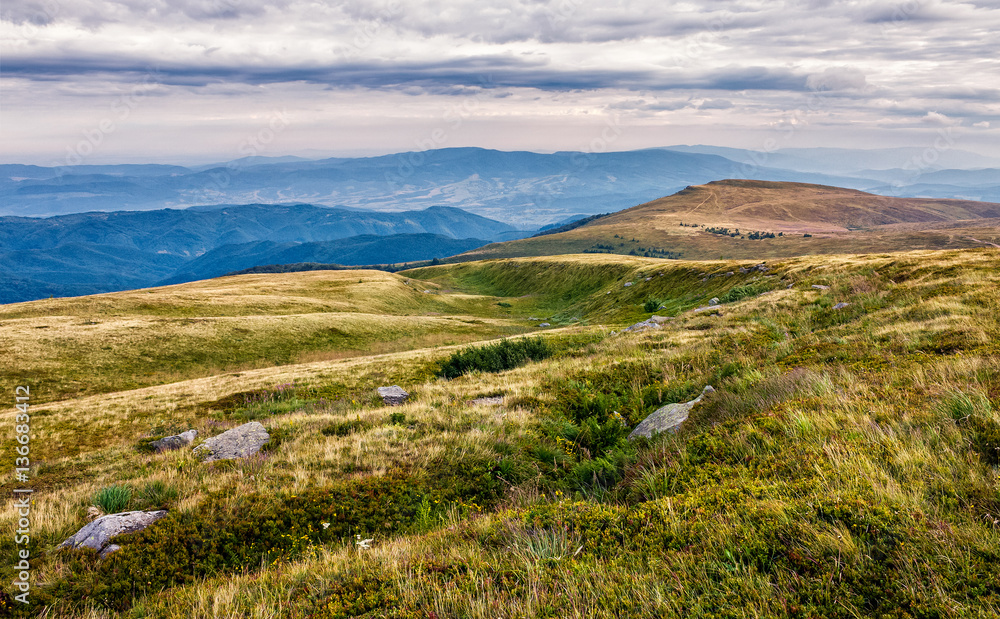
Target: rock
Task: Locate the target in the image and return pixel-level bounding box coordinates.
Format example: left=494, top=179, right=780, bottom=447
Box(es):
left=149, top=429, right=197, bottom=452
left=60, top=510, right=168, bottom=554
left=621, top=319, right=661, bottom=333
left=539, top=322, right=551, bottom=327
left=86, top=506, right=103, bottom=521
left=726, top=271, right=735, bottom=276
left=628, top=386, right=715, bottom=440
left=193, top=421, right=270, bottom=462
left=833, top=302, right=852, bottom=310
left=644, top=277, right=653, bottom=281
left=787, top=283, right=794, bottom=289
left=623, top=282, right=633, bottom=287
left=99, top=544, right=121, bottom=559
left=470, top=396, right=504, bottom=406
left=739, top=266, right=749, bottom=274
left=709, top=297, right=720, bottom=306
left=812, top=284, right=830, bottom=290
left=377, top=386, right=410, bottom=407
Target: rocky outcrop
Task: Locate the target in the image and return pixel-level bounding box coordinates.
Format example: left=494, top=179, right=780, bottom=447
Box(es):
left=149, top=429, right=197, bottom=452
left=377, top=386, right=410, bottom=406
left=621, top=315, right=673, bottom=333
left=628, top=386, right=715, bottom=440
left=193, top=421, right=270, bottom=462
left=60, top=510, right=168, bottom=556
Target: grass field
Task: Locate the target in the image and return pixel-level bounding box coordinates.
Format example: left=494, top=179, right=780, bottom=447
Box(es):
left=1, top=247, right=998, bottom=617
left=456, top=181, right=1000, bottom=262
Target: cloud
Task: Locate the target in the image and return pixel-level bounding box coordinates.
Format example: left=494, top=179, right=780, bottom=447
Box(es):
left=1, top=0, right=999, bottom=161
left=923, top=111, right=961, bottom=126
left=806, top=67, right=868, bottom=91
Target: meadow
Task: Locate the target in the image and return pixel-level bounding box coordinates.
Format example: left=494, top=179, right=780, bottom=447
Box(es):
left=0, top=248, right=998, bottom=617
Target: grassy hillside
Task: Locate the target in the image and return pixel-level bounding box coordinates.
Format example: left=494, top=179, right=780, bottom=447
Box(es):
left=0, top=269, right=539, bottom=404
left=457, top=180, right=1000, bottom=261
left=1, top=248, right=998, bottom=617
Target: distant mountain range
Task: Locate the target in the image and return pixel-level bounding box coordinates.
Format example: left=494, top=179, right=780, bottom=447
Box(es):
left=5, top=147, right=997, bottom=226
left=0, top=204, right=522, bottom=303
left=161, top=234, right=490, bottom=285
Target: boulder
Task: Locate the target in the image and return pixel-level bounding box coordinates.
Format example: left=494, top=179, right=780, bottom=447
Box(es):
left=812, top=284, right=830, bottom=290
left=60, top=510, right=168, bottom=555
left=628, top=386, right=715, bottom=440
left=833, top=302, right=852, bottom=310
left=539, top=322, right=551, bottom=327
left=623, top=282, right=633, bottom=287
left=193, top=421, right=270, bottom=462
left=99, top=544, right=122, bottom=559
left=149, top=429, right=197, bottom=452
left=709, top=297, right=720, bottom=306
left=377, top=385, right=410, bottom=406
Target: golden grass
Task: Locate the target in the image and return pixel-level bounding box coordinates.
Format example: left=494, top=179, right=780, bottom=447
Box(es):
left=3, top=247, right=1000, bottom=617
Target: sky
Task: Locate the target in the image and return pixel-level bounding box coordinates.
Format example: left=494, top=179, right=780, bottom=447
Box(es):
left=1, top=0, right=998, bottom=166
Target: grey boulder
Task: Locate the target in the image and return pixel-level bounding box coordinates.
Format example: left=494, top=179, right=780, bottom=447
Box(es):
left=149, top=429, right=197, bottom=452
left=60, top=510, right=168, bottom=555
left=709, top=297, right=720, bottom=306
left=193, top=421, right=270, bottom=462
left=377, top=385, right=410, bottom=406
left=628, top=386, right=715, bottom=440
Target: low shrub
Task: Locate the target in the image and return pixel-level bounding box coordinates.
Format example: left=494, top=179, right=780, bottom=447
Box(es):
left=437, top=337, right=550, bottom=378
left=135, top=481, right=179, bottom=510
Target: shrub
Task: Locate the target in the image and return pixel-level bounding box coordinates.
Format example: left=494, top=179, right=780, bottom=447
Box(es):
left=136, top=481, right=179, bottom=510
left=93, top=485, right=132, bottom=514
left=437, top=337, right=550, bottom=379
left=643, top=298, right=660, bottom=313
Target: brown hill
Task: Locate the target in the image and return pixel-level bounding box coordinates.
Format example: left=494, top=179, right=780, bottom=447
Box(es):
left=457, top=180, right=1000, bottom=261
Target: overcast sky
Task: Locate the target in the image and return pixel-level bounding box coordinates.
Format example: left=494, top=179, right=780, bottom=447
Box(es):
left=1, top=0, right=998, bottom=165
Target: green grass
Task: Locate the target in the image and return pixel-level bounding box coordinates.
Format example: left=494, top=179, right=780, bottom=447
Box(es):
left=2, top=248, right=999, bottom=618
left=92, top=485, right=132, bottom=514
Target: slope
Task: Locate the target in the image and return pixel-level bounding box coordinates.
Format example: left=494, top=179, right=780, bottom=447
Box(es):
left=457, top=179, right=1000, bottom=261
left=1, top=248, right=998, bottom=618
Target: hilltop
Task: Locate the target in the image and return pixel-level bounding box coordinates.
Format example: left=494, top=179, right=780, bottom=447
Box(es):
left=1, top=248, right=998, bottom=617
left=458, top=180, right=1000, bottom=261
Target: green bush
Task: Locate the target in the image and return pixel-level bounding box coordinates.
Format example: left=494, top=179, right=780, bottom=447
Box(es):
left=93, top=485, right=132, bottom=514
left=136, top=481, right=179, bottom=510
left=643, top=298, right=660, bottom=313
left=437, top=337, right=550, bottom=379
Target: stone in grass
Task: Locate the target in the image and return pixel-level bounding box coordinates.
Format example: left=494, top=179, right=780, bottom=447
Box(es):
left=709, top=297, right=720, bottom=306
left=628, top=386, right=715, bottom=440
left=624, top=282, right=634, bottom=287
left=833, top=302, right=852, bottom=310
left=193, top=421, right=270, bottom=462
left=377, top=385, right=410, bottom=406
left=60, top=510, right=168, bottom=556
left=149, top=429, right=197, bottom=452
left=812, top=284, right=830, bottom=290
left=539, top=322, right=551, bottom=327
